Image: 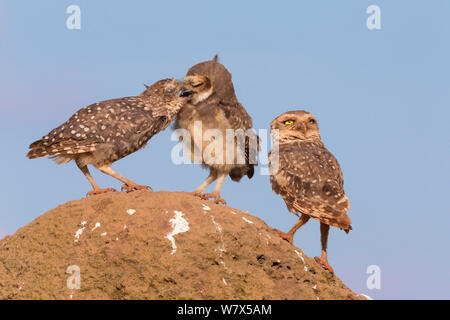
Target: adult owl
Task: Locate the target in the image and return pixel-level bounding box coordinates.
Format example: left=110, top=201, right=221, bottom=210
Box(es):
left=174, top=55, right=258, bottom=204
left=269, top=110, right=351, bottom=274
left=27, top=79, right=187, bottom=196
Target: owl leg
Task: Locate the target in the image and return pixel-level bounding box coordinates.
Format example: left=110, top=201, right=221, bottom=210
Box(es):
left=76, top=162, right=116, bottom=197
left=275, top=214, right=310, bottom=244
left=96, top=165, right=151, bottom=193
left=201, top=172, right=227, bottom=204
left=192, top=170, right=217, bottom=198
left=314, top=223, right=334, bottom=274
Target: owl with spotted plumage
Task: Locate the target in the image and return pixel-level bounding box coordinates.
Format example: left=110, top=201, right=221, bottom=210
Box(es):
left=27, top=79, right=187, bottom=196
left=175, top=55, right=259, bottom=204
left=269, top=110, right=351, bottom=274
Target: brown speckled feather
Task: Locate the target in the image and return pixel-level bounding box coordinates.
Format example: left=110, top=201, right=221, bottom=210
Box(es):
left=27, top=79, right=185, bottom=166
left=174, top=57, right=259, bottom=183
left=270, top=141, right=351, bottom=231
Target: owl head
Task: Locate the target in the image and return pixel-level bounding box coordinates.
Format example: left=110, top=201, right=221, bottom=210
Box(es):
left=179, top=55, right=237, bottom=105
left=140, top=78, right=185, bottom=103
left=270, top=110, right=321, bottom=142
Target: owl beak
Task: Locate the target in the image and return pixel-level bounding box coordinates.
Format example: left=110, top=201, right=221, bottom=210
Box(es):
left=179, top=88, right=194, bottom=98
left=300, top=123, right=308, bottom=134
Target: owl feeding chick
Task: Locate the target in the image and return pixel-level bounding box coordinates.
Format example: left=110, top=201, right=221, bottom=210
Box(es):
left=269, top=111, right=351, bottom=274
left=175, top=56, right=259, bottom=204
left=27, top=79, right=187, bottom=196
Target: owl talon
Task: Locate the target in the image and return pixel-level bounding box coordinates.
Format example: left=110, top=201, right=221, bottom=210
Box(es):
left=191, top=191, right=203, bottom=198
left=121, top=184, right=152, bottom=193
left=86, top=188, right=116, bottom=197
left=201, top=193, right=227, bottom=205
left=215, top=198, right=226, bottom=205
left=274, top=229, right=293, bottom=244
left=314, top=256, right=335, bottom=274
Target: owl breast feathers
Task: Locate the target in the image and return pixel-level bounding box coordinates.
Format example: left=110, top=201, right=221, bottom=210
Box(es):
left=270, top=141, right=352, bottom=232
left=175, top=56, right=259, bottom=181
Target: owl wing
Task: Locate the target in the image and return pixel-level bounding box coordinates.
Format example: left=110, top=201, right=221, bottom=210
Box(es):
left=218, top=101, right=253, bottom=130
left=219, top=101, right=260, bottom=177
left=27, top=97, right=171, bottom=159
left=270, top=142, right=352, bottom=232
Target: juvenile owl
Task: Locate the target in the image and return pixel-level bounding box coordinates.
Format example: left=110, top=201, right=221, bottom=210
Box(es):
left=175, top=55, right=258, bottom=204
left=269, top=110, right=351, bottom=274
left=27, top=79, right=187, bottom=196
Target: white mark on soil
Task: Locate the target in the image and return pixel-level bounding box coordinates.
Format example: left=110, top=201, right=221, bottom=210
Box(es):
left=222, top=278, right=228, bottom=285
left=123, top=224, right=127, bottom=230
left=312, top=284, right=317, bottom=290
left=101, top=232, right=107, bottom=236
left=69, top=294, right=73, bottom=299
left=74, top=228, right=84, bottom=241
left=115, top=237, right=119, bottom=241
left=74, top=223, right=86, bottom=242
left=166, top=210, right=190, bottom=255
left=126, top=209, right=136, bottom=215
left=210, top=216, right=227, bottom=269
left=81, top=221, right=87, bottom=226
left=294, top=249, right=308, bottom=272
left=91, top=222, right=101, bottom=231
left=259, top=232, right=270, bottom=246
left=242, top=217, right=254, bottom=224
left=211, top=216, right=223, bottom=233
left=202, top=204, right=211, bottom=211
left=230, top=211, right=237, bottom=215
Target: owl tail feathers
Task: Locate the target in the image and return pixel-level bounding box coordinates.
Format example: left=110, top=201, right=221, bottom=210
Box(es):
left=229, top=168, right=245, bottom=182
left=27, top=140, right=48, bottom=159
left=27, top=146, right=63, bottom=160
left=343, top=225, right=353, bottom=234
left=27, top=139, right=61, bottom=159
left=331, top=218, right=352, bottom=234
left=27, top=140, right=95, bottom=163
left=246, top=166, right=255, bottom=179
left=27, top=148, right=45, bottom=159
left=229, top=164, right=256, bottom=182
left=29, top=139, right=43, bottom=149
left=325, top=218, right=352, bottom=234
left=306, top=209, right=352, bottom=234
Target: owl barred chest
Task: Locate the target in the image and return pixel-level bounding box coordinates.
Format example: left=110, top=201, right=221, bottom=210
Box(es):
left=270, top=141, right=344, bottom=202
left=175, top=103, right=235, bottom=164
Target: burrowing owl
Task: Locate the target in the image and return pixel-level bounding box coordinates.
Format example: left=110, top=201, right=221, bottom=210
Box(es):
left=27, top=79, right=187, bottom=196
left=269, top=110, right=351, bottom=274
left=174, top=56, right=258, bottom=204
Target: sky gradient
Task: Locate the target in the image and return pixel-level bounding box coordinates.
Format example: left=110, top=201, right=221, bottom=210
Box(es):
left=1, top=0, right=449, bottom=299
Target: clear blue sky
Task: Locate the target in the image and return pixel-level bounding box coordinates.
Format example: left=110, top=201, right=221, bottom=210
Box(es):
left=1, top=0, right=449, bottom=299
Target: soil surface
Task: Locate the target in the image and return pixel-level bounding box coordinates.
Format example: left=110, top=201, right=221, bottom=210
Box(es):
left=0, top=190, right=362, bottom=300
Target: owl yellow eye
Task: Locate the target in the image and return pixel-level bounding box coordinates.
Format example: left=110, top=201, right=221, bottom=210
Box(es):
left=309, top=119, right=316, bottom=124
left=284, top=120, right=294, bottom=125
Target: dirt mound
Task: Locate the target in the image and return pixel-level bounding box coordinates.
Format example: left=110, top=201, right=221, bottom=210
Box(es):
left=0, top=191, right=360, bottom=300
